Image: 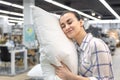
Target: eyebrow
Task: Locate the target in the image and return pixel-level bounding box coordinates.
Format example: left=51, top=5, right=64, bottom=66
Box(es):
left=60, top=18, right=72, bottom=25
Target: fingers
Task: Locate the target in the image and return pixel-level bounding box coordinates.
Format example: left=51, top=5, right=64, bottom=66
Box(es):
left=51, top=64, right=60, bottom=69
left=61, top=61, right=66, bottom=68
left=51, top=62, right=71, bottom=72
left=61, top=61, right=71, bottom=72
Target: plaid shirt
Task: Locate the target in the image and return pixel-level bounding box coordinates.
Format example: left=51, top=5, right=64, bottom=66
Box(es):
left=75, top=33, right=114, bottom=80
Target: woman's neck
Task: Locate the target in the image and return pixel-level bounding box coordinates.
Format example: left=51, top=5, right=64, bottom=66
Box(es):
left=74, top=29, right=87, bottom=45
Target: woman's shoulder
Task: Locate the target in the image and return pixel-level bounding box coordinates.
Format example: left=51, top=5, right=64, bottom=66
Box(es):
left=91, top=36, right=104, bottom=43
left=89, top=36, right=108, bottom=48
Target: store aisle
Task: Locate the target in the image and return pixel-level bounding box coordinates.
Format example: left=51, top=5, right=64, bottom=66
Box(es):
left=112, top=47, right=120, bottom=80
left=0, top=48, right=120, bottom=80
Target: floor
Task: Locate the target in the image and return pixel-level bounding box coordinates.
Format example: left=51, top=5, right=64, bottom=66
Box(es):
left=112, top=47, right=120, bottom=80
left=0, top=72, right=29, bottom=80
left=0, top=48, right=120, bottom=80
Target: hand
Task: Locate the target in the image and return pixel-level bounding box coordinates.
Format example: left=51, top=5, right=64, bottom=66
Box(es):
left=51, top=62, right=74, bottom=80
left=52, top=62, right=90, bottom=80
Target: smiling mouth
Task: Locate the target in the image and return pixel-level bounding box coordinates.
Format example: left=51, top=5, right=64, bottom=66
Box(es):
left=67, top=28, right=73, bottom=34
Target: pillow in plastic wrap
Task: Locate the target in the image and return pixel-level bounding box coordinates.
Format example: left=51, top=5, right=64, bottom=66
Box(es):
left=27, top=64, right=43, bottom=78
left=32, top=6, right=78, bottom=80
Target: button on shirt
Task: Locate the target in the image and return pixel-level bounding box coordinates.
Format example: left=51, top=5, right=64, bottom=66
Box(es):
left=75, top=33, right=114, bottom=80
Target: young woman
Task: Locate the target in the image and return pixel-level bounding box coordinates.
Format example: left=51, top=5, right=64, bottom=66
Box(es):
left=52, top=11, right=114, bottom=80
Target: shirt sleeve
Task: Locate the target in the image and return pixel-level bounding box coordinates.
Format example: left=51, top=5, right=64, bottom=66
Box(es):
left=90, top=39, right=114, bottom=80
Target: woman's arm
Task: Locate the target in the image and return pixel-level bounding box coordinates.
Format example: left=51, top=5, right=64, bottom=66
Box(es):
left=52, top=62, right=89, bottom=80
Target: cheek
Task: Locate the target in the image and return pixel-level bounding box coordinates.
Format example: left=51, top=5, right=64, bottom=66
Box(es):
left=62, top=28, right=67, bottom=34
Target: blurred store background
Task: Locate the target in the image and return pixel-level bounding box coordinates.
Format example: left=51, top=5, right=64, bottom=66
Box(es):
left=0, top=0, right=120, bottom=80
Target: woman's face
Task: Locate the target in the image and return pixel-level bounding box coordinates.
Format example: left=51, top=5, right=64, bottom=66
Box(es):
left=59, top=12, right=83, bottom=39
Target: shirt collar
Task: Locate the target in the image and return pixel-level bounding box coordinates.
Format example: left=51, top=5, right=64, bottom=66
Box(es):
left=75, top=33, right=93, bottom=52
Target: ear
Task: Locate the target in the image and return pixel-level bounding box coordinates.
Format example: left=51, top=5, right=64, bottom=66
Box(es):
left=79, top=19, right=84, bottom=27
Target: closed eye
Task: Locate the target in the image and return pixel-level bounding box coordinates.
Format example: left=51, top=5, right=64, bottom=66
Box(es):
left=67, top=19, right=72, bottom=25
left=61, top=24, right=65, bottom=29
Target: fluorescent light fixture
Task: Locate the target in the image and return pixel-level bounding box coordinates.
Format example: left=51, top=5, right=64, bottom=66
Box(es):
left=8, top=20, right=23, bottom=23
left=10, top=11, right=23, bottom=16
left=88, top=20, right=120, bottom=24
left=99, top=0, right=120, bottom=20
left=12, top=4, right=24, bottom=9
left=0, top=0, right=24, bottom=9
left=9, top=23, right=15, bottom=25
left=8, top=17, right=23, bottom=21
left=0, top=15, right=23, bottom=21
left=0, top=1, right=11, bottom=5
left=0, top=9, right=23, bottom=17
left=44, top=0, right=99, bottom=20
left=0, top=15, right=8, bottom=18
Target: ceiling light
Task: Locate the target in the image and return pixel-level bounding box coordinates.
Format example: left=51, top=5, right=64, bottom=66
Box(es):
left=0, top=0, right=23, bottom=9
left=84, top=18, right=88, bottom=21
left=8, top=17, right=23, bottom=21
left=0, top=9, right=23, bottom=17
left=0, top=1, right=11, bottom=5
left=88, top=20, right=120, bottom=24
left=44, top=0, right=99, bottom=20
left=91, top=12, right=95, bottom=16
left=98, top=16, right=101, bottom=19
left=0, top=15, right=23, bottom=22
left=12, top=4, right=24, bottom=9
left=9, top=23, right=15, bottom=25
left=0, top=15, right=8, bottom=18
left=99, top=0, right=120, bottom=20
left=8, top=20, right=23, bottom=23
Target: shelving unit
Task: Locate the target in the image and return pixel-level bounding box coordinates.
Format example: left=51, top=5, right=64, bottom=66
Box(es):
left=11, top=25, right=23, bottom=35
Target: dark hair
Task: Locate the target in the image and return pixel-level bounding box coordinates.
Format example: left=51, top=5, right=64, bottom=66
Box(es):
left=60, top=11, right=82, bottom=20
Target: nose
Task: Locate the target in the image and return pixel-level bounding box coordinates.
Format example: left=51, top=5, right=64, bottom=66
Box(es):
left=65, top=24, right=70, bottom=30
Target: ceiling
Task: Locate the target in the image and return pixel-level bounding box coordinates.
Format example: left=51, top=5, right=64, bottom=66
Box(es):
left=0, top=0, right=120, bottom=20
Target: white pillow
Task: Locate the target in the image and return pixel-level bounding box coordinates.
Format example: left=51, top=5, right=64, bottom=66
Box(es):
left=27, top=64, right=43, bottom=78
left=32, top=6, right=78, bottom=80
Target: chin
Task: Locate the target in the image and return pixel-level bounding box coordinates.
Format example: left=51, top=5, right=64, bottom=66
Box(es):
left=66, top=32, right=75, bottom=39
left=67, top=35, right=74, bottom=39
